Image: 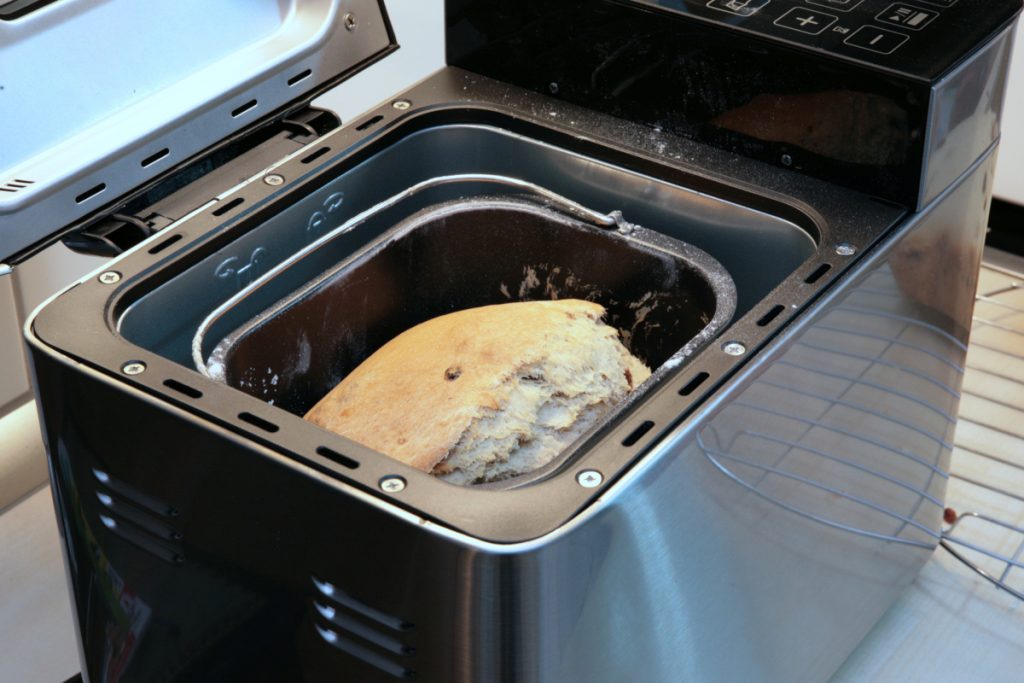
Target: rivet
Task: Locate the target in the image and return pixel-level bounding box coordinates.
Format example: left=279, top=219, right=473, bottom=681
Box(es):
left=781, top=153, right=793, bottom=167
left=380, top=476, right=406, bottom=493
left=264, top=174, right=284, bottom=186
left=122, top=361, right=147, bottom=376
left=392, top=99, right=411, bottom=110
left=835, top=243, right=857, bottom=256
left=576, top=470, right=603, bottom=488
left=722, top=341, right=747, bottom=356
left=98, top=271, right=121, bottom=284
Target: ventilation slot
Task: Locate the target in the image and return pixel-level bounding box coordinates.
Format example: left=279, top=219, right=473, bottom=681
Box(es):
left=317, top=446, right=359, bottom=470
left=805, top=263, right=832, bottom=284
left=314, top=603, right=412, bottom=655
left=288, top=68, right=313, bottom=86
left=355, top=115, right=384, bottom=131
left=164, top=379, right=202, bottom=399
left=148, top=233, right=182, bottom=255
left=756, top=304, right=786, bottom=327
left=75, top=183, right=106, bottom=204
left=311, top=578, right=416, bottom=679
left=231, top=99, right=258, bottom=118
left=302, top=146, right=331, bottom=164
left=313, top=578, right=414, bottom=632
left=314, top=626, right=416, bottom=679
left=212, top=197, right=245, bottom=216
left=679, top=372, right=710, bottom=397
left=622, top=420, right=656, bottom=447
left=1, top=178, right=34, bottom=193
left=239, top=412, right=279, bottom=433
left=93, top=469, right=184, bottom=564
left=141, top=148, right=169, bottom=168
left=93, top=468, right=178, bottom=517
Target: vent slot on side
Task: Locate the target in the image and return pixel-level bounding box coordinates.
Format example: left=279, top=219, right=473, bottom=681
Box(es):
left=1, top=179, right=34, bottom=193
left=288, top=68, right=313, bottom=86
left=311, top=577, right=417, bottom=679
left=93, top=468, right=178, bottom=517
left=805, top=263, right=833, bottom=284
left=141, top=148, right=170, bottom=168
left=93, top=469, right=184, bottom=564
left=316, top=446, right=359, bottom=470
left=231, top=99, right=258, bottom=118
left=355, top=114, right=384, bottom=131
left=212, top=197, right=245, bottom=217
left=314, top=625, right=416, bottom=679
left=313, top=578, right=414, bottom=632
left=0, top=0, right=60, bottom=20
left=75, top=183, right=106, bottom=204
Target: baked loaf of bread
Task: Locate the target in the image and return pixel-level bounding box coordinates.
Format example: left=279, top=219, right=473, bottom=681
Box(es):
left=304, top=299, right=651, bottom=485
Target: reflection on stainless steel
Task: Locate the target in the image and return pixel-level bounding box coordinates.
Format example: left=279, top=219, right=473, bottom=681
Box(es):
left=939, top=276, right=1024, bottom=601
left=696, top=266, right=1024, bottom=607
left=711, top=91, right=911, bottom=165
left=697, top=263, right=961, bottom=550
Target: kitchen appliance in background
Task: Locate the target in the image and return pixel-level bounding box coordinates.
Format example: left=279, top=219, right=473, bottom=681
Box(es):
left=10, top=0, right=1024, bottom=681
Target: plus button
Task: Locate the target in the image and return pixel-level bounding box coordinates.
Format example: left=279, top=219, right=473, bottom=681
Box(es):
left=773, top=7, right=838, bottom=35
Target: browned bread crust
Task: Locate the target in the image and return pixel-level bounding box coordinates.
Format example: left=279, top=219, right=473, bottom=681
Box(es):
left=304, top=299, right=649, bottom=482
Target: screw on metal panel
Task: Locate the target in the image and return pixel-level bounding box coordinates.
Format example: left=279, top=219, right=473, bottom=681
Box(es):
left=835, top=243, right=857, bottom=256
left=98, top=271, right=122, bottom=284
left=780, top=153, right=793, bottom=167
left=722, top=341, right=747, bottom=356
left=344, top=13, right=357, bottom=31
left=392, top=99, right=411, bottom=110
left=576, top=470, right=603, bottom=488
left=122, top=361, right=146, bottom=376
left=380, top=476, right=406, bottom=493
left=264, top=174, right=285, bottom=186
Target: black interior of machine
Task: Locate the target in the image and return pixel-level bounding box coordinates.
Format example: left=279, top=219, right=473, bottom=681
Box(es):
left=209, top=198, right=731, bottom=415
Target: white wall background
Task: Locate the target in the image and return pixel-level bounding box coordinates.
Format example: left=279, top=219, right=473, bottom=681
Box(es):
left=995, top=22, right=1024, bottom=205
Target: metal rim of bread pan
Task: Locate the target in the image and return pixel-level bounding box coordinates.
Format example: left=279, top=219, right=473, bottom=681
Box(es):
left=191, top=173, right=634, bottom=374
left=27, top=69, right=906, bottom=543
left=197, top=189, right=737, bottom=490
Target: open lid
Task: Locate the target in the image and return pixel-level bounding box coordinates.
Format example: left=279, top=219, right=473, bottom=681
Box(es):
left=0, top=0, right=394, bottom=262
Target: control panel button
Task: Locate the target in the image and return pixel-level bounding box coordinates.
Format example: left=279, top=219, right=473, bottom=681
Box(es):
left=806, top=0, right=864, bottom=11
left=774, top=7, right=838, bottom=34
left=876, top=3, right=938, bottom=30
left=843, top=25, right=910, bottom=54
left=706, top=0, right=771, bottom=17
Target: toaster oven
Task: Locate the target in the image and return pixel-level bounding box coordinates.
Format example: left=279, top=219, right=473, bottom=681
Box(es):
left=11, top=0, right=1023, bottom=681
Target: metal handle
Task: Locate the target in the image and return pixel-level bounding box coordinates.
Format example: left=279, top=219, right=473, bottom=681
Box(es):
left=191, top=174, right=627, bottom=375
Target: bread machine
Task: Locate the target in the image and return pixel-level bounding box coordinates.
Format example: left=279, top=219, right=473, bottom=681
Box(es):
left=12, top=0, right=1021, bottom=681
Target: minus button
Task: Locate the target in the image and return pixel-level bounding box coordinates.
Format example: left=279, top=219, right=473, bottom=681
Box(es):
left=843, top=25, right=909, bottom=54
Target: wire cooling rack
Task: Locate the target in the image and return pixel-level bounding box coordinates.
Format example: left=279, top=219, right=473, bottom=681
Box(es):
left=697, top=257, right=1024, bottom=603
left=940, top=273, right=1024, bottom=601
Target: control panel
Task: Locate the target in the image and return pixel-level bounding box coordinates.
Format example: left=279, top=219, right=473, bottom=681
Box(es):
left=449, top=0, right=1020, bottom=207
left=634, top=0, right=1019, bottom=80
